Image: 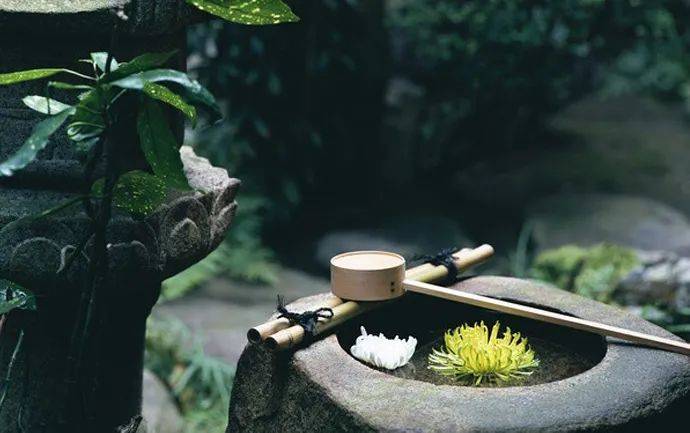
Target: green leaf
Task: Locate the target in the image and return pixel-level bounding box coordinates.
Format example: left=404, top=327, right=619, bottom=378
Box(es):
left=0, top=68, right=93, bottom=85
left=90, top=52, right=119, bottom=73
left=0, top=280, right=36, bottom=315
left=67, top=89, right=106, bottom=145
left=0, top=68, right=63, bottom=85
left=92, top=171, right=168, bottom=216
left=137, top=98, right=190, bottom=190
left=186, top=0, right=299, bottom=25
left=103, top=51, right=178, bottom=83
left=111, top=69, right=220, bottom=116
left=22, top=95, right=72, bottom=115
left=143, top=82, right=197, bottom=125
left=48, top=81, right=94, bottom=91
left=0, top=109, right=73, bottom=177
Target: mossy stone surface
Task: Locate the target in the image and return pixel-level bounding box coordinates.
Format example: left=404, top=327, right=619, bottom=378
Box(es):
left=0, top=0, right=196, bottom=35
left=0, top=0, right=126, bottom=13
left=229, top=277, right=690, bottom=432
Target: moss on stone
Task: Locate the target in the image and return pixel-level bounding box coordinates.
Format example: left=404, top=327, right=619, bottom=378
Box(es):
left=531, top=243, right=639, bottom=302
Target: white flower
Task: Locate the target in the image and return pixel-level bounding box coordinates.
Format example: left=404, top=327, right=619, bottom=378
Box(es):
left=350, top=326, right=417, bottom=370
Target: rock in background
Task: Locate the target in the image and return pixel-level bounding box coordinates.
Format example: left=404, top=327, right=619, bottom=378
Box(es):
left=527, top=193, right=690, bottom=313
left=617, top=251, right=690, bottom=311
left=452, top=95, right=690, bottom=215
left=528, top=194, right=690, bottom=254
left=142, top=370, right=184, bottom=433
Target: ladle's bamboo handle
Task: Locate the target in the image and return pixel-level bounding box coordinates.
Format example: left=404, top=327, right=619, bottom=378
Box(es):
left=247, top=296, right=343, bottom=344
left=406, top=244, right=494, bottom=280
left=403, top=279, right=690, bottom=356
left=264, top=245, right=495, bottom=351
left=251, top=244, right=494, bottom=344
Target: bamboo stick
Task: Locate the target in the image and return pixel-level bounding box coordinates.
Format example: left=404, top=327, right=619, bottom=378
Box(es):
left=246, top=296, right=343, bottom=344
left=264, top=244, right=494, bottom=351
left=404, top=279, right=690, bottom=356
left=264, top=300, right=383, bottom=351
left=247, top=245, right=491, bottom=344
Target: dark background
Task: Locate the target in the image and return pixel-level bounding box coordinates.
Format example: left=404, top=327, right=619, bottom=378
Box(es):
left=188, top=0, right=690, bottom=264
left=148, top=2, right=690, bottom=431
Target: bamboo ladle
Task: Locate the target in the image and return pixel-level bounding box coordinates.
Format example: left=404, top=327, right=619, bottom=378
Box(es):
left=263, top=245, right=494, bottom=351
left=328, top=250, right=690, bottom=356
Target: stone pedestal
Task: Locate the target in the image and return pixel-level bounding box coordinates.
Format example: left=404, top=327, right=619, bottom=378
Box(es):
left=0, top=3, right=237, bottom=432
left=229, top=277, right=690, bottom=432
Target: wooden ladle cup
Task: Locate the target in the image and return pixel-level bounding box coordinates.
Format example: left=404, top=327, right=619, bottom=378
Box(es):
left=330, top=249, right=690, bottom=356
left=255, top=245, right=493, bottom=350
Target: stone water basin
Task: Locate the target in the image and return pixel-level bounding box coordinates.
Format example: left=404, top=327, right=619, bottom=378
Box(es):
left=229, top=276, right=690, bottom=433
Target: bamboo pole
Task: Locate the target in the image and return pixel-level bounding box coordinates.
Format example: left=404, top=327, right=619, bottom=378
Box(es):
left=247, top=246, right=488, bottom=344
left=246, top=296, right=343, bottom=344
left=404, top=279, right=690, bottom=356
left=264, top=244, right=494, bottom=351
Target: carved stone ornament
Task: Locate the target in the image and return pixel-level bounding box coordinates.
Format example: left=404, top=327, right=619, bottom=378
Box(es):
left=0, top=146, right=239, bottom=293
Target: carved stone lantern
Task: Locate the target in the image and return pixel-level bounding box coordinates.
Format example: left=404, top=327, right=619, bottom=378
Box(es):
left=0, top=2, right=238, bottom=432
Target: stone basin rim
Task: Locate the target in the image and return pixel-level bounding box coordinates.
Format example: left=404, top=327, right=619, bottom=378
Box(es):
left=279, top=276, right=690, bottom=432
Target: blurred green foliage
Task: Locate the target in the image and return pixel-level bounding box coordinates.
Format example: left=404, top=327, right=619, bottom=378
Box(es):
left=529, top=243, right=690, bottom=338
left=388, top=0, right=690, bottom=173
left=145, top=316, right=234, bottom=432
left=640, top=305, right=690, bottom=339
left=189, top=0, right=387, bottom=223
left=177, top=0, right=387, bottom=291
left=183, top=1, right=690, bottom=288
left=531, top=243, right=639, bottom=302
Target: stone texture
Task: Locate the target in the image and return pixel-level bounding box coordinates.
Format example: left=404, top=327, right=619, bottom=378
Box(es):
left=528, top=194, right=690, bottom=254
left=142, top=369, right=184, bottom=433
left=0, top=1, right=198, bottom=35
left=0, top=146, right=238, bottom=433
left=617, top=250, right=690, bottom=310
left=0, top=0, right=126, bottom=13
left=0, top=147, right=239, bottom=291
left=228, top=277, right=690, bottom=432
left=315, top=215, right=472, bottom=269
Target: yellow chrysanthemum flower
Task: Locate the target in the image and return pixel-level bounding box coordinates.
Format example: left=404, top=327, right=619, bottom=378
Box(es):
left=428, top=321, right=539, bottom=385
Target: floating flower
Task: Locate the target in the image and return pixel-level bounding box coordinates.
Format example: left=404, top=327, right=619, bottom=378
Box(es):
left=350, top=326, right=417, bottom=370
left=428, top=321, right=539, bottom=385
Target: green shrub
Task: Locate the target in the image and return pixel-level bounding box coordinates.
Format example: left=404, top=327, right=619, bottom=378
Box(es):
left=189, top=0, right=387, bottom=225
left=531, top=243, right=639, bottom=302
left=387, top=0, right=690, bottom=169
left=185, top=1, right=690, bottom=288
left=145, top=316, right=234, bottom=433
